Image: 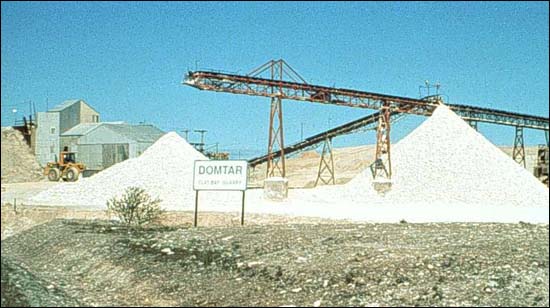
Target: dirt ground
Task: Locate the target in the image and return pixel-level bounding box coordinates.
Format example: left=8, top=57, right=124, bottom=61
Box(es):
left=1, top=142, right=547, bottom=306
left=2, top=219, right=548, bottom=307
left=248, top=145, right=376, bottom=188
left=0, top=203, right=348, bottom=241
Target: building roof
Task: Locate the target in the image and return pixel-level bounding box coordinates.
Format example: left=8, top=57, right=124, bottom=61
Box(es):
left=49, top=99, right=81, bottom=112
left=103, top=124, right=165, bottom=142
left=60, top=122, right=124, bottom=137
left=61, top=122, right=164, bottom=143
left=49, top=99, right=99, bottom=114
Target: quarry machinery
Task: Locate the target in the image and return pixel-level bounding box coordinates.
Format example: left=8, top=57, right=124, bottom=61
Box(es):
left=184, top=59, right=550, bottom=187
left=534, top=145, right=549, bottom=186
left=44, top=151, right=86, bottom=182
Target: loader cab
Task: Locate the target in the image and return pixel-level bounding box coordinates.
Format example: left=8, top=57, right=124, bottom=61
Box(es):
left=60, top=146, right=76, bottom=164
left=62, top=152, right=76, bottom=164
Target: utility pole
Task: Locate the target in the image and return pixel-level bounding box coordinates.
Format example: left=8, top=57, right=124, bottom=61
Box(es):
left=194, top=129, right=207, bottom=152
left=181, top=129, right=190, bottom=141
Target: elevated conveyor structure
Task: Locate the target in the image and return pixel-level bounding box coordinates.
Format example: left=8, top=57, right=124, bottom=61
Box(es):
left=184, top=60, right=549, bottom=184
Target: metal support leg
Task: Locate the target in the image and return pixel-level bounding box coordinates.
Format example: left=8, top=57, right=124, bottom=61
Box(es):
left=371, top=102, right=392, bottom=180
left=266, top=60, right=286, bottom=179
left=266, top=97, right=285, bottom=178
left=314, top=137, right=335, bottom=186
left=468, top=120, right=478, bottom=131
left=512, top=126, right=526, bottom=168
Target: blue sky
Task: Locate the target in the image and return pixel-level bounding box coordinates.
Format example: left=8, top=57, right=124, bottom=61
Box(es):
left=2, top=1, right=548, bottom=158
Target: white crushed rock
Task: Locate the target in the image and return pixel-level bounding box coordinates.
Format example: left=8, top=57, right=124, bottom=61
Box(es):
left=28, top=132, right=235, bottom=209
left=27, top=105, right=549, bottom=223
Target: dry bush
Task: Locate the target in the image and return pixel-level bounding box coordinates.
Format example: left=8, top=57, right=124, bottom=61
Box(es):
left=106, top=187, right=163, bottom=225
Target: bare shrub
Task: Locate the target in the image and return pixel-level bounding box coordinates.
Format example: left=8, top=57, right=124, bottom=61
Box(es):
left=106, top=187, right=163, bottom=225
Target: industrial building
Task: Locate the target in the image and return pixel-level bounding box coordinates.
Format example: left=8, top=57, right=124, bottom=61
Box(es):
left=32, top=99, right=164, bottom=176
left=60, top=122, right=164, bottom=176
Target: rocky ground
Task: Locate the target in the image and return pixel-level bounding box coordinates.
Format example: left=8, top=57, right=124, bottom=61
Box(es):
left=2, top=219, right=548, bottom=307
left=1, top=256, right=81, bottom=307
left=0, top=204, right=341, bottom=241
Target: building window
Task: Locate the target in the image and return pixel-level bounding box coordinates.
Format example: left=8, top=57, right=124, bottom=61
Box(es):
left=50, top=127, right=56, bottom=134
left=93, top=115, right=99, bottom=122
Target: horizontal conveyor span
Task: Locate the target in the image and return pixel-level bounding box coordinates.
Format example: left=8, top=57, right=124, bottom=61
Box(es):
left=185, top=71, right=549, bottom=131
left=184, top=69, right=549, bottom=166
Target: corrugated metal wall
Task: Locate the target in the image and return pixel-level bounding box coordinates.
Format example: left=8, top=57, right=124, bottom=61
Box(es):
left=77, top=143, right=129, bottom=171
left=35, top=112, right=60, bottom=166
left=60, top=136, right=80, bottom=152
left=58, top=102, right=81, bottom=134
left=73, top=125, right=134, bottom=171
left=134, top=142, right=155, bottom=156
left=101, top=143, right=129, bottom=169
left=77, top=144, right=103, bottom=170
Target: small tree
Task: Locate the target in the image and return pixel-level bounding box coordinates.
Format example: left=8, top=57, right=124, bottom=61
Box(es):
left=107, top=187, right=163, bottom=225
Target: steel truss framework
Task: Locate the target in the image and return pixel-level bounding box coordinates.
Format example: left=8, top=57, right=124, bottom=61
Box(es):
left=185, top=69, right=549, bottom=130
left=314, top=137, right=336, bottom=186
left=468, top=120, right=478, bottom=131
left=513, top=126, right=526, bottom=168
left=372, top=103, right=392, bottom=179
left=184, top=60, right=550, bottom=181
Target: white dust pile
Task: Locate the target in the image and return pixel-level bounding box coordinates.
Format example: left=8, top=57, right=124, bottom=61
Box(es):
left=345, top=104, right=549, bottom=207
left=29, top=132, right=214, bottom=209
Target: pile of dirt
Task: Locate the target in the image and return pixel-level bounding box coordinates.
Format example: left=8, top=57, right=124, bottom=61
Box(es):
left=1, top=127, right=44, bottom=183
left=2, top=219, right=548, bottom=306
left=1, top=256, right=81, bottom=307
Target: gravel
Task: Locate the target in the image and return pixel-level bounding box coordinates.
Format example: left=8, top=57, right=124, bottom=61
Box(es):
left=29, top=132, right=210, bottom=209
left=26, top=106, right=549, bottom=224
left=1, top=219, right=548, bottom=306
left=346, top=105, right=549, bottom=207
left=1, top=256, right=81, bottom=307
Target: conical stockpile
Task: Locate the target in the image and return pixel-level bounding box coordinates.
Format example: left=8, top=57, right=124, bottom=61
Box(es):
left=30, top=132, right=208, bottom=210
left=346, top=105, right=549, bottom=207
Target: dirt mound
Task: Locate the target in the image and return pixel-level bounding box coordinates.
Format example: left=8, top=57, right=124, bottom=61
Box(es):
left=1, top=127, right=44, bottom=183
left=2, top=219, right=548, bottom=306
left=300, top=151, right=320, bottom=159
left=1, top=256, right=81, bottom=307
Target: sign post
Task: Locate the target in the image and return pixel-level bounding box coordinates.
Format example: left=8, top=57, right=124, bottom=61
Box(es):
left=241, top=190, right=245, bottom=226
left=193, top=160, right=248, bottom=227
left=194, top=190, right=199, bottom=227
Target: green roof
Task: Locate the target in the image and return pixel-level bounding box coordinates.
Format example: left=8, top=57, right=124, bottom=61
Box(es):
left=60, top=123, right=103, bottom=136
left=103, top=124, right=165, bottom=142
left=61, top=123, right=164, bottom=143
left=61, top=122, right=126, bottom=136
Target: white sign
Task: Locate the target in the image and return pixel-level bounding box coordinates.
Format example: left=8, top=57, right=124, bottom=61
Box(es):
left=193, top=160, right=248, bottom=191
